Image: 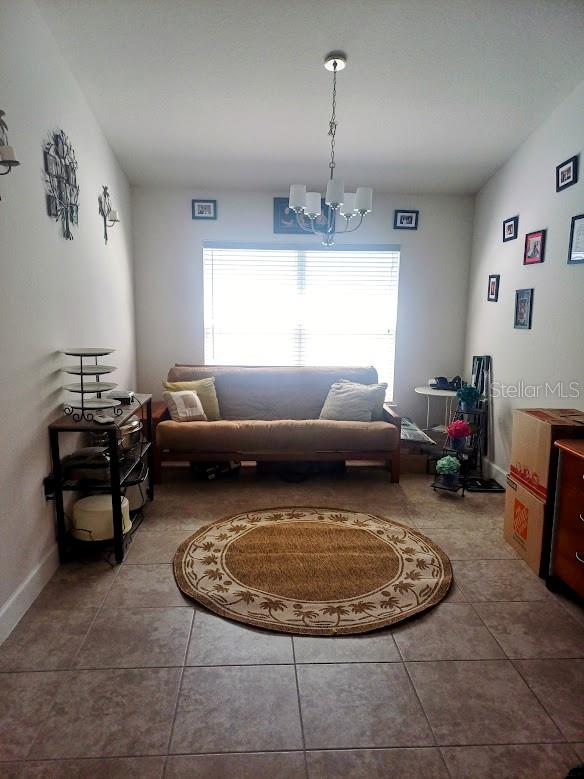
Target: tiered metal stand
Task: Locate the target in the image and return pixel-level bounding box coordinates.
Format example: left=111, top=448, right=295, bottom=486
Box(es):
left=432, top=405, right=486, bottom=496
left=62, top=348, right=121, bottom=421
left=49, top=393, right=154, bottom=563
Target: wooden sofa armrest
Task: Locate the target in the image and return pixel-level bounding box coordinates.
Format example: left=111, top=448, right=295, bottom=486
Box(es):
left=383, top=402, right=401, bottom=428
left=152, top=401, right=170, bottom=425
left=151, top=401, right=169, bottom=484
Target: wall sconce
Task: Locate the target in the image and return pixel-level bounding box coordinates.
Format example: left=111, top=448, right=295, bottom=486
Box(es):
left=0, top=109, right=21, bottom=200
left=98, top=185, right=120, bottom=244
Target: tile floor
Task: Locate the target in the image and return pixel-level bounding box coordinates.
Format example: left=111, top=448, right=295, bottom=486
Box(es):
left=1, top=468, right=583, bottom=779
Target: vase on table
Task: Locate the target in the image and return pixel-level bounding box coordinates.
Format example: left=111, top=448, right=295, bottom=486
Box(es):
left=452, top=437, right=465, bottom=451
left=460, top=401, right=476, bottom=413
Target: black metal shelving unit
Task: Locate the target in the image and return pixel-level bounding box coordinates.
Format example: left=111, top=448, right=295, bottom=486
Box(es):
left=432, top=406, right=487, bottom=496
left=48, top=394, right=154, bottom=563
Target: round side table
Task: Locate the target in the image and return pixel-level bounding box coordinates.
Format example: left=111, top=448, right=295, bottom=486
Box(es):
left=414, top=386, right=458, bottom=431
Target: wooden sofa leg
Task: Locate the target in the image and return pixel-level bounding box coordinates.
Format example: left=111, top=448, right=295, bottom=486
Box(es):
left=387, top=450, right=400, bottom=483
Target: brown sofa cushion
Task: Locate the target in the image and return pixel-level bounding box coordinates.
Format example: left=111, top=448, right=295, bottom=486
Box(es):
left=166, top=365, right=379, bottom=421
left=157, top=418, right=399, bottom=454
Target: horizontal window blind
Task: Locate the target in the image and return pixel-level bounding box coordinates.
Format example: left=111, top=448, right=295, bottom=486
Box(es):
left=203, top=245, right=400, bottom=399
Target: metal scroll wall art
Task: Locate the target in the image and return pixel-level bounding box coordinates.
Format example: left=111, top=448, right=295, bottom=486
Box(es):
left=43, top=129, right=79, bottom=240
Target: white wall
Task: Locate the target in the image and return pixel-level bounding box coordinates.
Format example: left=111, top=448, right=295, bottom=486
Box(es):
left=465, top=80, right=584, bottom=476
left=0, top=1, right=136, bottom=639
left=133, top=188, right=474, bottom=421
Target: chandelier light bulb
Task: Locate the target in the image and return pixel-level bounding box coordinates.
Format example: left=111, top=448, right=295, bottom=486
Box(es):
left=340, top=192, right=356, bottom=216
left=325, top=178, right=344, bottom=208
left=288, top=184, right=306, bottom=212
left=305, top=192, right=322, bottom=217
left=355, top=187, right=373, bottom=214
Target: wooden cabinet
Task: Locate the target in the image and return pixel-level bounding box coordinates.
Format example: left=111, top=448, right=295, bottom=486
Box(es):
left=550, top=440, right=584, bottom=598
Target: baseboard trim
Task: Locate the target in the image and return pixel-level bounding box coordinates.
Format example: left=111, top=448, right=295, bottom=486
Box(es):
left=0, top=544, right=59, bottom=643
left=482, top=456, right=507, bottom=484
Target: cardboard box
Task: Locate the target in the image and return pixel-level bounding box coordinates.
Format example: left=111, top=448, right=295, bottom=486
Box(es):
left=509, top=409, right=584, bottom=502
left=504, top=475, right=547, bottom=575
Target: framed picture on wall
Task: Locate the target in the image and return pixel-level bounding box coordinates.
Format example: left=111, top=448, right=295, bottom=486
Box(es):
left=273, top=196, right=334, bottom=234
left=502, top=215, right=519, bottom=242
left=568, top=213, right=584, bottom=264
left=487, top=274, right=500, bottom=301
left=393, top=209, right=419, bottom=230
left=523, top=229, right=546, bottom=264
left=192, top=199, right=217, bottom=220
left=514, top=288, right=534, bottom=330
left=556, top=154, right=579, bottom=192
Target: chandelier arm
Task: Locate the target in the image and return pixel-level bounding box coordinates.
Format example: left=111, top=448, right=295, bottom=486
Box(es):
left=344, top=213, right=365, bottom=233
left=332, top=215, right=351, bottom=234
left=307, top=215, right=329, bottom=239
left=294, top=212, right=319, bottom=235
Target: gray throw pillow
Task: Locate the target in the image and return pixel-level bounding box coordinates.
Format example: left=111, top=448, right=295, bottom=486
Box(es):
left=338, top=379, right=387, bottom=420
left=320, top=380, right=388, bottom=422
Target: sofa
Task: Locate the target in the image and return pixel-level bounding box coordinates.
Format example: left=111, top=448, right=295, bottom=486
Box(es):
left=153, top=365, right=401, bottom=482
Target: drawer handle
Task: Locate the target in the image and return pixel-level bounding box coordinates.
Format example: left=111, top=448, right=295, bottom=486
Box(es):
left=580, top=514, right=584, bottom=523
left=577, top=552, right=584, bottom=565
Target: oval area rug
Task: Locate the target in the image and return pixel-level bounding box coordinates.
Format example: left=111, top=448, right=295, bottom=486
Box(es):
left=174, top=507, right=452, bottom=635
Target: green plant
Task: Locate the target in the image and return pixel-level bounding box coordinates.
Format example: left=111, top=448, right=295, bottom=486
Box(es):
left=456, top=384, right=481, bottom=404
left=436, top=455, right=461, bottom=475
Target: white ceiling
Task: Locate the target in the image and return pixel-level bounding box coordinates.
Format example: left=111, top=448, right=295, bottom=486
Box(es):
left=38, top=0, right=584, bottom=194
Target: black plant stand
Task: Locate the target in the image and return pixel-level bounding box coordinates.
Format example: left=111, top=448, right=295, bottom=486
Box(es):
left=48, top=394, right=153, bottom=563
left=431, top=405, right=487, bottom=496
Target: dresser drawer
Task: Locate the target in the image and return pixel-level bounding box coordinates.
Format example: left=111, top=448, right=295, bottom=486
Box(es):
left=561, top=452, right=584, bottom=494
left=553, top=541, right=584, bottom=596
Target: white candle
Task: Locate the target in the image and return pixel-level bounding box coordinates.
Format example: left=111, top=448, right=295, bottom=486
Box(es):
left=305, top=192, right=322, bottom=217
left=108, top=209, right=120, bottom=222
left=355, top=187, right=373, bottom=213
left=325, top=178, right=344, bottom=207
left=0, top=146, right=16, bottom=162
left=340, top=192, right=356, bottom=216
left=288, top=185, right=306, bottom=211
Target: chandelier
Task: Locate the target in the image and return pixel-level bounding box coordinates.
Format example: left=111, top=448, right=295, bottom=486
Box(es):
left=288, top=52, right=372, bottom=247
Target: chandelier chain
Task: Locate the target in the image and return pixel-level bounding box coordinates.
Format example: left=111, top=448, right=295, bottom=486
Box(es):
left=328, top=61, right=338, bottom=179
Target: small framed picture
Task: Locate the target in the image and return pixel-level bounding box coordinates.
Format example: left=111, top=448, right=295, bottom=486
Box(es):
left=556, top=154, right=579, bottom=192
left=487, top=274, right=500, bottom=301
left=568, top=213, right=584, bottom=264
left=394, top=209, right=419, bottom=230
left=46, top=194, right=58, bottom=217
left=523, top=229, right=546, bottom=265
left=503, top=215, right=519, bottom=242
left=514, top=288, right=534, bottom=330
left=192, top=199, right=217, bottom=220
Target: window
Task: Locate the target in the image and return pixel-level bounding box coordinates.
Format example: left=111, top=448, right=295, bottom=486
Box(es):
left=203, top=244, right=400, bottom=399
